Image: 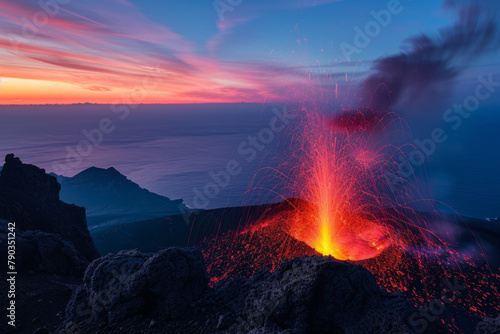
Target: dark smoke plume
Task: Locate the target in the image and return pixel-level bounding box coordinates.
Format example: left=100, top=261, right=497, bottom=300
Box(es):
left=363, top=1, right=500, bottom=111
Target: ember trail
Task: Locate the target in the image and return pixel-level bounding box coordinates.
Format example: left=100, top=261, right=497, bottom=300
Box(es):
left=286, top=111, right=393, bottom=261
left=200, top=108, right=499, bottom=333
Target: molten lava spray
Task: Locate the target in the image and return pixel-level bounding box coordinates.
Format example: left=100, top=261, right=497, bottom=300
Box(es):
left=200, top=107, right=499, bottom=333
left=287, top=111, right=392, bottom=261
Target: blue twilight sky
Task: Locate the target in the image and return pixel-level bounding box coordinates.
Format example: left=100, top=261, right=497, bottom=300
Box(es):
left=130, top=0, right=442, bottom=69
left=0, top=0, right=499, bottom=105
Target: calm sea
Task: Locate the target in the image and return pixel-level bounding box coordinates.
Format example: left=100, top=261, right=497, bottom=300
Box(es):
left=0, top=103, right=498, bottom=219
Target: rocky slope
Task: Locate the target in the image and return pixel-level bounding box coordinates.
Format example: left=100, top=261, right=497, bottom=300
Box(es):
left=62, top=248, right=445, bottom=334
left=0, top=219, right=89, bottom=276
left=0, top=273, right=81, bottom=334
left=0, top=154, right=98, bottom=272
left=90, top=199, right=304, bottom=255
left=475, top=315, right=500, bottom=334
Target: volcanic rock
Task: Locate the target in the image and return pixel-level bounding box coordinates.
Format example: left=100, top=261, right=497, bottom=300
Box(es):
left=63, top=248, right=445, bottom=333
left=0, top=219, right=88, bottom=276
left=0, top=271, right=81, bottom=334
left=203, top=256, right=441, bottom=334
left=475, top=315, right=500, bottom=334
left=0, top=154, right=98, bottom=269
left=64, top=248, right=208, bottom=327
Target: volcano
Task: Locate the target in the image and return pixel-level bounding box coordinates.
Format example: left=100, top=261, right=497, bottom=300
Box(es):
left=196, top=108, right=500, bottom=333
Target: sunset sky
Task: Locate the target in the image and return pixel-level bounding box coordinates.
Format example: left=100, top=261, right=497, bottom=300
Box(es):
left=0, top=0, right=498, bottom=104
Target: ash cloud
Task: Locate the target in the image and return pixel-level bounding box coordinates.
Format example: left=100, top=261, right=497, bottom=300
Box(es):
left=363, top=1, right=500, bottom=111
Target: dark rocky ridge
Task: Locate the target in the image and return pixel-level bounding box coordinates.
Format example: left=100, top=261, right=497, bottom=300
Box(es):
left=63, top=248, right=446, bottom=334
left=0, top=154, right=98, bottom=270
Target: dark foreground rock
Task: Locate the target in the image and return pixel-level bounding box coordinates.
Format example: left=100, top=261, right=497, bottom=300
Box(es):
left=475, top=315, right=500, bottom=334
left=0, top=154, right=98, bottom=276
left=64, top=247, right=208, bottom=327
left=203, top=256, right=419, bottom=333
left=0, top=154, right=98, bottom=262
left=1, top=219, right=89, bottom=276
left=63, top=248, right=445, bottom=334
left=0, top=273, right=81, bottom=334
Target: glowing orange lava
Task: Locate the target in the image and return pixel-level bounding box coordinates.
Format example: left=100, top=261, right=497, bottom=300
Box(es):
left=200, top=108, right=500, bottom=333
left=286, top=111, right=393, bottom=261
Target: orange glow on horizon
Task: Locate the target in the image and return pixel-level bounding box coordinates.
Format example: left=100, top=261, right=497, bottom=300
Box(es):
left=0, top=76, right=279, bottom=105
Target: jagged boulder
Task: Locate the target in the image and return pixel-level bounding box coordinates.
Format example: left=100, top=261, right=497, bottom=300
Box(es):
left=0, top=154, right=98, bottom=262
left=202, top=256, right=442, bottom=333
left=65, top=248, right=208, bottom=327
left=64, top=249, right=444, bottom=334
left=475, top=315, right=500, bottom=334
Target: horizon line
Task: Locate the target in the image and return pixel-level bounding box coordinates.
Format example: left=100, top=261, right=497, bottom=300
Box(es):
left=0, top=101, right=278, bottom=107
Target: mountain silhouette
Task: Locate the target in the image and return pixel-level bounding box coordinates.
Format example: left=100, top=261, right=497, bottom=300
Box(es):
left=52, top=166, right=187, bottom=229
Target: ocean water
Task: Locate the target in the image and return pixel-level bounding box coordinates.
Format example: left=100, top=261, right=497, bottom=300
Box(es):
left=0, top=103, right=498, bottom=219
left=0, top=103, right=296, bottom=210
